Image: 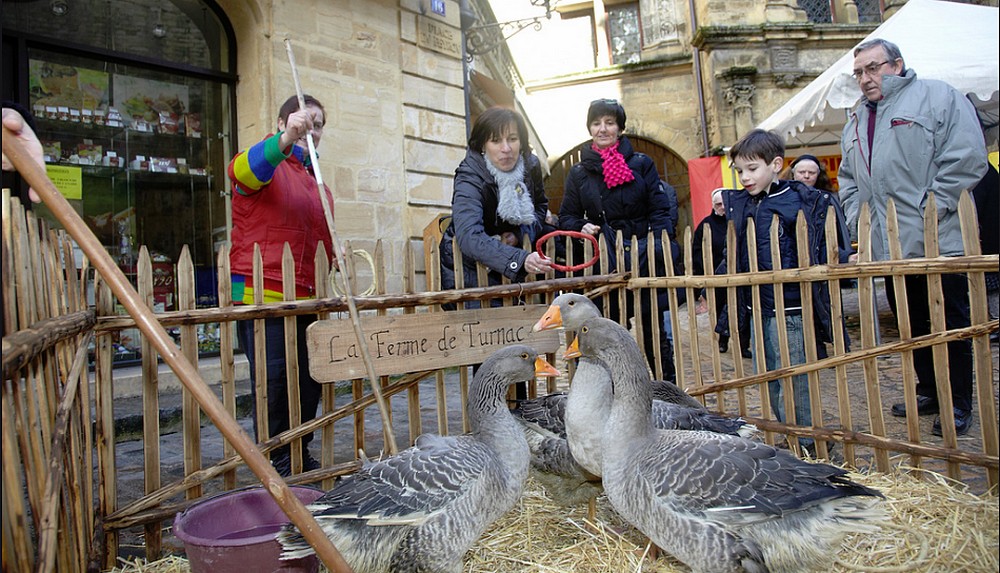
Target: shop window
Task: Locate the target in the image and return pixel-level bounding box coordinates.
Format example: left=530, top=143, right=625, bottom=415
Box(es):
left=3, top=0, right=235, bottom=363
left=608, top=3, right=642, bottom=65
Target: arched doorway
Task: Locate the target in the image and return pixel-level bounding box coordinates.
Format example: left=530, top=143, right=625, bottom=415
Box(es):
left=544, top=137, right=693, bottom=233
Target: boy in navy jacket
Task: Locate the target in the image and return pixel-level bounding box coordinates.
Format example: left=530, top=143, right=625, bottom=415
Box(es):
left=718, top=129, right=851, bottom=453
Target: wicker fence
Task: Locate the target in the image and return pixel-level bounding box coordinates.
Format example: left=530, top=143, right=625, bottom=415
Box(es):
left=2, top=189, right=997, bottom=571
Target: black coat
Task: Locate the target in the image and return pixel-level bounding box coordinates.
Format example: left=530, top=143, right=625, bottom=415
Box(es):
left=440, top=150, right=547, bottom=293
left=558, top=136, right=669, bottom=274
left=716, top=180, right=852, bottom=344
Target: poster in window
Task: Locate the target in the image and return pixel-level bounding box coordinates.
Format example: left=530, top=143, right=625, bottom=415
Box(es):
left=112, top=75, right=189, bottom=127
left=28, top=60, right=110, bottom=110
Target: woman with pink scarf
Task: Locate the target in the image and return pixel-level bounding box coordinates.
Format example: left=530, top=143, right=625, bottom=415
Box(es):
left=559, top=98, right=674, bottom=379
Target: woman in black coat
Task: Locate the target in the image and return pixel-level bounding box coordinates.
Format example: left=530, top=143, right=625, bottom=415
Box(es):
left=439, top=107, right=553, bottom=303
left=558, top=98, right=673, bottom=379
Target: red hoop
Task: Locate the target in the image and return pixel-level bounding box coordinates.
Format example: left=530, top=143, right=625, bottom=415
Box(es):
left=535, top=230, right=600, bottom=272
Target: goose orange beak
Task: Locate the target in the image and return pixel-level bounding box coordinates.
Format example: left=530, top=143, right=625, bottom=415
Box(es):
left=534, top=356, right=560, bottom=378
left=564, top=336, right=581, bottom=359
left=532, top=304, right=562, bottom=332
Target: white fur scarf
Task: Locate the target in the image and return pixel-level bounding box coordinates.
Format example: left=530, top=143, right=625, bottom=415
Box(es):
left=485, top=154, right=535, bottom=226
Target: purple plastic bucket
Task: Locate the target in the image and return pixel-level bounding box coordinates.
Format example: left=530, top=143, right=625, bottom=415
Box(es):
left=173, top=486, right=325, bottom=573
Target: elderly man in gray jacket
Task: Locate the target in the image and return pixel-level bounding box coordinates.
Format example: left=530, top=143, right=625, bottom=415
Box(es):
left=839, top=38, right=987, bottom=437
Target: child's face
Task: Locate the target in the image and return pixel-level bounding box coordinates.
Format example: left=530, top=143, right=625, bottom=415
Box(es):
left=733, top=155, right=783, bottom=196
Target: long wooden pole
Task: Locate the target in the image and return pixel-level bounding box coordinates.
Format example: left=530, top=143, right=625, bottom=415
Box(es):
left=283, top=38, right=398, bottom=455
left=2, top=126, right=355, bottom=573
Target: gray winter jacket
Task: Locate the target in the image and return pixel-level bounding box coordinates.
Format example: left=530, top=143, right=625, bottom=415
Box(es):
left=838, top=69, right=987, bottom=260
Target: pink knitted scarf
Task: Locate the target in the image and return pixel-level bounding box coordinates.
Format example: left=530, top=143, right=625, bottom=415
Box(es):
left=594, top=141, right=635, bottom=189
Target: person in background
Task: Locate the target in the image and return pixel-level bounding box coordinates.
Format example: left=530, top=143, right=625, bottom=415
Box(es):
left=438, top=106, right=552, bottom=399
left=693, top=188, right=749, bottom=356
left=228, top=94, right=333, bottom=476
left=559, top=98, right=673, bottom=379
left=718, top=129, right=851, bottom=455
left=838, top=38, right=986, bottom=437
left=784, top=154, right=833, bottom=193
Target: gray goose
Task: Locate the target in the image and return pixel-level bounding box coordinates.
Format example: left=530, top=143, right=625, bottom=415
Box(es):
left=510, top=391, right=604, bottom=506
left=577, top=316, right=884, bottom=573
left=530, top=293, right=756, bottom=478
left=277, top=346, right=553, bottom=573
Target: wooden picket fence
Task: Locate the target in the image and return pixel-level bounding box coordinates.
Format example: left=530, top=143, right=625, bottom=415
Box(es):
left=2, top=188, right=997, bottom=571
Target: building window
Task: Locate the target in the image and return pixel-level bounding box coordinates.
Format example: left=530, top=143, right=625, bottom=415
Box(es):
left=856, top=0, right=883, bottom=23
left=608, top=3, right=642, bottom=65
left=797, top=0, right=832, bottom=23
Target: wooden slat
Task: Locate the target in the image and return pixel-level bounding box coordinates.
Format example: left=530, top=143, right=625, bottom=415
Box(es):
left=886, top=200, right=923, bottom=468
left=216, top=245, right=237, bottom=490
left=402, top=245, right=423, bottom=445
left=726, top=221, right=748, bottom=415
left=746, top=218, right=773, bottom=445
left=94, top=279, right=118, bottom=569
left=826, top=210, right=855, bottom=466
left=857, top=203, right=891, bottom=472
left=138, top=247, right=162, bottom=558
left=769, top=214, right=797, bottom=455
left=796, top=213, right=826, bottom=459
left=958, top=192, right=999, bottom=489
left=921, top=194, right=960, bottom=480
left=282, top=243, right=303, bottom=475
left=314, top=246, right=337, bottom=489
left=252, top=246, right=269, bottom=448
left=178, top=247, right=203, bottom=498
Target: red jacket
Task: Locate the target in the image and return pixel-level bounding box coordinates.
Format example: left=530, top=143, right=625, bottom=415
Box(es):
left=230, top=145, right=334, bottom=299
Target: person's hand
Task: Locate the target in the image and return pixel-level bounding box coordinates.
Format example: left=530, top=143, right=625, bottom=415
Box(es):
left=2, top=107, right=45, bottom=203
left=848, top=253, right=859, bottom=264
left=581, top=222, right=601, bottom=235
left=695, top=296, right=709, bottom=315
left=500, top=231, right=520, bottom=247
left=278, top=108, right=315, bottom=151
left=524, top=251, right=554, bottom=275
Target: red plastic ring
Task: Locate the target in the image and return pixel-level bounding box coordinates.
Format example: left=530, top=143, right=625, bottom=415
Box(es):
left=535, top=230, right=600, bottom=272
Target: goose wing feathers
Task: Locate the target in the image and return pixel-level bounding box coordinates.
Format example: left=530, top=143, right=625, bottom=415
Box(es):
left=511, top=392, right=567, bottom=438
left=650, top=402, right=755, bottom=437
left=640, top=431, right=880, bottom=523
left=309, top=434, right=494, bottom=523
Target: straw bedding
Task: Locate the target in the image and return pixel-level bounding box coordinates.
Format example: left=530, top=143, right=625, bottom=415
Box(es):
left=108, top=464, right=998, bottom=573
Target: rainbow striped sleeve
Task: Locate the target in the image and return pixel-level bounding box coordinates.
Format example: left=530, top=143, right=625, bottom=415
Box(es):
left=227, top=132, right=291, bottom=196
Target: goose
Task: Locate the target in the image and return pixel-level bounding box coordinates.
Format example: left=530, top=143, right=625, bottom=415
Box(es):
left=530, top=293, right=756, bottom=477
left=534, top=293, right=705, bottom=410
left=276, top=345, right=557, bottom=573
left=510, top=392, right=604, bottom=506
left=575, top=317, right=885, bottom=573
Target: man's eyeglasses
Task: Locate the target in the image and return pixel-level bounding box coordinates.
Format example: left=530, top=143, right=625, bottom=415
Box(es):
left=590, top=98, right=619, bottom=106
left=851, top=60, right=893, bottom=80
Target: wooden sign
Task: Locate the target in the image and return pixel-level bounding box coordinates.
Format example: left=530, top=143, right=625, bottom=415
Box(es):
left=307, top=305, right=560, bottom=382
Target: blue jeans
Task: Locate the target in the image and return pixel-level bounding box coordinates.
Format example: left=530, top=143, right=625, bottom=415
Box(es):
left=754, top=314, right=813, bottom=449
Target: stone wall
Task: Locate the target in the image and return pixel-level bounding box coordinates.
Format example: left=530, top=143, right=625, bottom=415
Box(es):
left=216, top=0, right=469, bottom=293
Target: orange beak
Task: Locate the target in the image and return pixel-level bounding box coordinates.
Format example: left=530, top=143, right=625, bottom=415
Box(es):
left=534, top=356, right=560, bottom=378
left=532, top=304, right=562, bottom=332
left=564, top=336, right=581, bottom=359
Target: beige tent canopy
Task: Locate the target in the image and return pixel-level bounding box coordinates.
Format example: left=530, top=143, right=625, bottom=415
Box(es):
left=758, top=0, right=999, bottom=151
